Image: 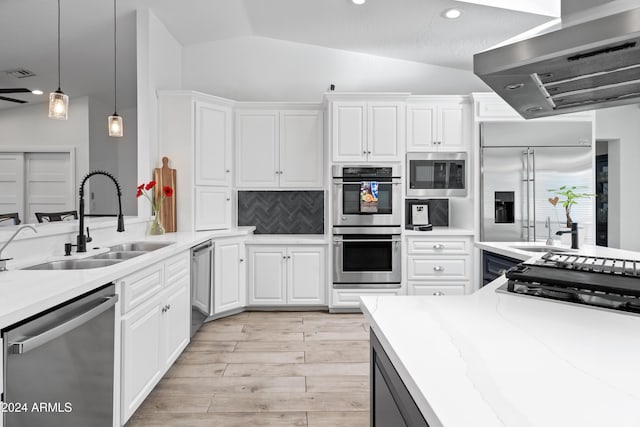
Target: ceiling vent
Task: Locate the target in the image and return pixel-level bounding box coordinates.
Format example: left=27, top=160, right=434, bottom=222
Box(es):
left=5, top=69, right=37, bottom=79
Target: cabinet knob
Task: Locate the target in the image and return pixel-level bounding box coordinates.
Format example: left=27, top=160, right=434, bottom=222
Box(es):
left=433, top=266, right=444, bottom=272
left=226, top=198, right=231, bottom=201
left=287, top=255, right=291, bottom=259
left=239, top=258, right=244, bottom=263
left=226, top=169, right=230, bottom=173
left=167, top=304, right=171, bottom=311
left=433, top=244, right=444, bottom=249
left=363, top=150, right=367, bottom=154
left=283, top=256, right=287, bottom=259
left=433, top=291, right=445, bottom=296
left=368, top=151, right=372, bottom=154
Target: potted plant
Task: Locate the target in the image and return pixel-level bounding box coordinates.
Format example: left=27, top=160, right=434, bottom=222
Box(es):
left=547, top=185, right=594, bottom=228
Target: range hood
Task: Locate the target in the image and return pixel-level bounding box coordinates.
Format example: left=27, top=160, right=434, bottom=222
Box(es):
left=474, top=7, right=640, bottom=119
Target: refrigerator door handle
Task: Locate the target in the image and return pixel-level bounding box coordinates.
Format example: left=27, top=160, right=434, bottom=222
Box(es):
left=523, top=148, right=531, bottom=241
left=531, top=148, right=536, bottom=241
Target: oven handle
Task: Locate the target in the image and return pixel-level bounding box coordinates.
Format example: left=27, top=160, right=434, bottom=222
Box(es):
left=333, top=238, right=403, bottom=243
left=8, top=294, right=119, bottom=355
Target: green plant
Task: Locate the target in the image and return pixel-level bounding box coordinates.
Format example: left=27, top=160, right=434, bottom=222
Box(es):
left=547, top=185, right=594, bottom=228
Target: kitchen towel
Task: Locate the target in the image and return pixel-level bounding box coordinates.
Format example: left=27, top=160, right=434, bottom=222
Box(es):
left=360, top=181, right=378, bottom=213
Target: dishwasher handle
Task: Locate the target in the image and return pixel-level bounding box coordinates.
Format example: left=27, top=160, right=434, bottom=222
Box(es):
left=9, top=294, right=119, bottom=355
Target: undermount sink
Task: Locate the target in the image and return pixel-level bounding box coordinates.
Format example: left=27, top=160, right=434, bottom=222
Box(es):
left=24, top=259, right=122, bottom=270
left=91, top=251, right=147, bottom=260
left=109, top=242, right=172, bottom=252
left=509, top=245, right=573, bottom=253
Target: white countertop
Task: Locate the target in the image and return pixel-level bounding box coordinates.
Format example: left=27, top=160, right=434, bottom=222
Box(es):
left=361, top=245, right=640, bottom=427
left=476, top=240, right=640, bottom=261
left=404, top=227, right=475, bottom=236
left=0, top=227, right=254, bottom=330
left=246, top=234, right=329, bottom=245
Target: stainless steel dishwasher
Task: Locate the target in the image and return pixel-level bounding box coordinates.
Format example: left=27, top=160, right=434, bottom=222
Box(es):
left=191, top=240, right=214, bottom=336
left=2, top=284, right=118, bottom=427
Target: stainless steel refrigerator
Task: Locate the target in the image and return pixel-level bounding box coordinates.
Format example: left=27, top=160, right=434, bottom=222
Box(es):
left=480, top=121, right=594, bottom=243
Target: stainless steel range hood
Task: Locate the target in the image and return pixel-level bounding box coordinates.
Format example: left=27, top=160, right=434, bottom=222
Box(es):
left=474, top=7, right=640, bottom=119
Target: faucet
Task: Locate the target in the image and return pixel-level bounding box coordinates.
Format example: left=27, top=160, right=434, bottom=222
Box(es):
left=545, top=216, right=554, bottom=246
left=77, top=170, right=125, bottom=253
left=556, top=222, right=579, bottom=249
left=0, top=225, right=37, bottom=271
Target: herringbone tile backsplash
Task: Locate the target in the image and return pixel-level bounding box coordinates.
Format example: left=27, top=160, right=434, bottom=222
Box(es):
left=238, top=191, right=325, bottom=234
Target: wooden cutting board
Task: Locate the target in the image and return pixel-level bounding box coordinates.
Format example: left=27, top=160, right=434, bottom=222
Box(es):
left=153, top=156, right=177, bottom=232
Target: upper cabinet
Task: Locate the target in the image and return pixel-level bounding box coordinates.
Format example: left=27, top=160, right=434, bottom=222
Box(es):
left=331, top=99, right=405, bottom=162
left=195, top=101, right=232, bottom=186
left=236, top=109, right=323, bottom=188
left=406, top=97, right=470, bottom=152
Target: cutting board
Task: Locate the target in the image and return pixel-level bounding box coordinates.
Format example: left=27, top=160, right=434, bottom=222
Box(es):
left=153, top=156, right=177, bottom=232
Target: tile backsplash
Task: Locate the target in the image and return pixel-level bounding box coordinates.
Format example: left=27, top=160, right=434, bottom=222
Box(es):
left=238, top=191, right=324, bottom=234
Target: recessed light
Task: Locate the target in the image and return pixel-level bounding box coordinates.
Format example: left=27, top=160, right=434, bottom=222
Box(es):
left=352, top=0, right=366, bottom=4
left=31, top=89, right=43, bottom=95
left=442, top=8, right=462, bottom=19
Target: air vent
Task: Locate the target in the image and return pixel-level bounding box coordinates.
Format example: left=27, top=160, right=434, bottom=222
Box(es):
left=5, top=69, right=37, bottom=79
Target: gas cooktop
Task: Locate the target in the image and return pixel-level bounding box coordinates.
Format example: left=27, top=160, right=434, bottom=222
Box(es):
left=496, top=252, right=640, bottom=315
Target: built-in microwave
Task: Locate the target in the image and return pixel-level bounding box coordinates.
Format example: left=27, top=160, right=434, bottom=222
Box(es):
left=407, top=152, right=467, bottom=197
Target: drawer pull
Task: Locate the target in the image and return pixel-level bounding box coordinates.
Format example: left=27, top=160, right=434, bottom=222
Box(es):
left=433, top=244, right=445, bottom=249
left=433, top=266, right=445, bottom=272
left=432, top=291, right=445, bottom=296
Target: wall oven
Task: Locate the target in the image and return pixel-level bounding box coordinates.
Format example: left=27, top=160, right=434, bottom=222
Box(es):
left=407, top=152, right=467, bottom=197
left=332, top=165, right=402, bottom=227
left=333, top=227, right=402, bottom=288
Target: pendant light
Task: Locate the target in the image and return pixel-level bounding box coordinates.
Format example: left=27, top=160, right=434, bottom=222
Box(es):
left=108, top=0, right=123, bottom=137
left=48, top=0, right=68, bottom=120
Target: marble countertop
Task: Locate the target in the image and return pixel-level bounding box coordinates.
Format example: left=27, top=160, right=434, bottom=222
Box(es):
left=0, top=227, right=254, bottom=330
left=476, top=240, right=640, bottom=261
left=361, top=244, right=640, bottom=427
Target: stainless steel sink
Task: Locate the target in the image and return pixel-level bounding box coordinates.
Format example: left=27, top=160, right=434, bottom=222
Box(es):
left=509, top=246, right=573, bottom=253
left=23, top=259, right=122, bottom=270
left=109, top=242, right=172, bottom=252
left=91, top=251, right=147, bottom=260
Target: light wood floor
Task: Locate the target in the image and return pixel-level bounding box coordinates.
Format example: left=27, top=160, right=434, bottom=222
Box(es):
left=126, top=311, right=371, bottom=427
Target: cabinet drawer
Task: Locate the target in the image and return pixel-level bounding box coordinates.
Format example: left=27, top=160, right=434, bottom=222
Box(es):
left=408, top=256, right=469, bottom=280
left=408, top=282, right=466, bottom=296
left=407, top=237, right=470, bottom=255
left=165, top=252, right=190, bottom=287
left=331, top=288, right=403, bottom=308
left=120, top=263, right=164, bottom=314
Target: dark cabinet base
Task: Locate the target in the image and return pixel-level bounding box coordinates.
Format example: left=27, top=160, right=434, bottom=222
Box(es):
left=482, top=250, right=520, bottom=287
left=371, top=330, right=430, bottom=427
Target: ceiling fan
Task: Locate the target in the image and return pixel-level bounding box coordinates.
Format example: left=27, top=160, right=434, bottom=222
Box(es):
left=0, top=88, right=34, bottom=104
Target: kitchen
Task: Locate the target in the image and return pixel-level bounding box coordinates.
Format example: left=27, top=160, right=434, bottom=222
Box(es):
left=1, top=0, right=640, bottom=426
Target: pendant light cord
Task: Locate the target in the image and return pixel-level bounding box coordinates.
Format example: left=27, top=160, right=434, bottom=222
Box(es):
left=57, top=0, right=61, bottom=91
left=113, top=0, right=117, bottom=114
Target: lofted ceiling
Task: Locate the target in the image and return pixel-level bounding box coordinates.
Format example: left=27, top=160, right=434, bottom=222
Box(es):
left=0, top=0, right=553, bottom=110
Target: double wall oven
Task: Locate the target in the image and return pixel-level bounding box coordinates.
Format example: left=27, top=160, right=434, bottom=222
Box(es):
left=332, top=165, right=402, bottom=288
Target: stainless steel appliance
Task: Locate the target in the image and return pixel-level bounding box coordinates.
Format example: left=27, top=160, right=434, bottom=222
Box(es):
left=474, top=6, right=640, bottom=119
left=407, top=152, right=467, bottom=197
left=498, top=252, right=640, bottom=315
left=191, top=240, right=213, bottom=335
left=332, top=165, right=402, bottom=227
left=333, top=227, right=402, bottom=288
left=2, top=284, right=118, bottom=427
left=480, top=121, right=593, bottom=242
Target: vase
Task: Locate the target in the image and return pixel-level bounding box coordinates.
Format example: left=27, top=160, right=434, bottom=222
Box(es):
left=148, top=212, right=165, bottom=235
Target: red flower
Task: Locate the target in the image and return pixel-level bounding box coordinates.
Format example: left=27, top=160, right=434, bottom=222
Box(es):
left=162, top=186, right=174, bottom=197
left=145, top=180, right=156, bottom=191
left=136, top=189, right=143, bottom=198
left=137, top=183, right=145, bottom=191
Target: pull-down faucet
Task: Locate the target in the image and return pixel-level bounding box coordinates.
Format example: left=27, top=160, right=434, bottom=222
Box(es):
left=76, top=171, right=125, bottom=253
left=0, top=225, right=37, bottom=271
left=556, top=222, right=579, bottom=249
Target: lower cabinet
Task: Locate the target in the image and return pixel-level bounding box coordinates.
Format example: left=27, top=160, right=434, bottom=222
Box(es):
left=371, top=330, right=430, bottom=427
left=214, top=238, right=247, bottom=313
left=248, top=245, right=326, bottom=306
left=195, top=187, right=232, bottom=230
left=119, top=252, right=190, bottom=425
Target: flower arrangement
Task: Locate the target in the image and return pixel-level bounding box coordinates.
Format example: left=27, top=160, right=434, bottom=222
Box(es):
left=137, top=180, right=174, bottom=234
left=547, top=185, right=594, bottom=228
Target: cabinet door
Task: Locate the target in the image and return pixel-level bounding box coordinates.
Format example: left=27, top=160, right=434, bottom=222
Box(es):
left=162, top=279, right=191, bottom=368
left=438, top=103, right=466, bottom=150
left=236, top=112, right=279, bottom=187
left=248, top=246, right=286, bottom=305
left=332, top=102, right=366, bottom=162
left=368, top=102, right=402, bottom=161
left=215, top=240, right=245, bottom=313
left=287, top=246, right=325, bottom=305
left=195, top=102, right=232, bottom=186
left=194, top=187, right=231, bottom=230
left=279, top=110, right=324, bottom=188
left=406, top=105, right=436, bottom=151
left=121, top=297, right=164, bottom=424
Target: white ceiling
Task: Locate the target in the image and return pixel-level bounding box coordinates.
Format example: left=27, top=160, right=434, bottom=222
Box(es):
left=0, top=0, right=553, bottom=110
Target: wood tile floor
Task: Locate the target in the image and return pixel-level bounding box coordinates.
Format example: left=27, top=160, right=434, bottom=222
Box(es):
left=126, top=311, right=370, bottom=427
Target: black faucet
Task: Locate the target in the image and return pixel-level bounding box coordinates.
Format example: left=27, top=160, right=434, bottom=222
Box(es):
left=556, top=222, right=579, bottom=249
left=77, top=170, right=125, bottom=252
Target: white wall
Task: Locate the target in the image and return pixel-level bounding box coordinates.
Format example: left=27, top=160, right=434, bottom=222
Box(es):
left=136, top=9, right=182, bottom=215
left=596, top=104, right=640, bottom=251
left=118, top=106, right=138, bottom=215
left=182, top=36, right=488, bottom=101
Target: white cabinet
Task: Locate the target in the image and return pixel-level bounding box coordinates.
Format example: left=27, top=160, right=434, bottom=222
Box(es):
left=214, top=238, right=247, bottom=313
left=407, top=99, right=468, bottom=151
left=332, top=101, right=403, bottom=162
left=248, top=245, right=326, bottom=306
left=120, top=252, right=190, bottom=425
left=195, top=101, right=233, bottom=186
left=236, top=109, right=323, bottom=188
left=0, top=337, right=3, bottom=427
left=194, top=187, right=232, bottom=231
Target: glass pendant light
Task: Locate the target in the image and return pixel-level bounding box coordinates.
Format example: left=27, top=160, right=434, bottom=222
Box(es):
left=49, top=0, right=68, bottom=120
left=108, top=0, right=123, bottom=137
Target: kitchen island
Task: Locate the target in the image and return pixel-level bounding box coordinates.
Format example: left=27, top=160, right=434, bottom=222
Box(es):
left=361, top=244, right=640, bottom=427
